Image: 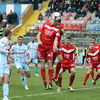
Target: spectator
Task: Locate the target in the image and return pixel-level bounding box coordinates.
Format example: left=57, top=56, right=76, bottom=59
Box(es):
left=12, top=11, right=18, bottom=24
left=38, top=0, right=42, bottom=10
left=2, top=12, right=7, bottom=27
left=7, top=10, right=13, bottom=24
left=0, top=24, right=4, bottom=36
left=0, top=12, right=3, bottom=24
left=96, top=7, right=100, bottom=19
left=38, top=13, right=43, bottom=21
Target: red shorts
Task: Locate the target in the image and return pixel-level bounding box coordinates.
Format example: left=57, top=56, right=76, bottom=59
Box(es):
left=7, top=61, right=10, bottom=64
left=38, top=45, right=53, bottom=60
left=61, top=64, right=75, bottom=73
left=89, top=63, right=100, bottom=71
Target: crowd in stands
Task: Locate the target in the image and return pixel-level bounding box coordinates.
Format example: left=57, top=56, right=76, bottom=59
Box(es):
left=47, top=0, right=100, bottom=19
left=0, top=10, right=17, bottom=28
left=0, top=10, right=18, bottom=36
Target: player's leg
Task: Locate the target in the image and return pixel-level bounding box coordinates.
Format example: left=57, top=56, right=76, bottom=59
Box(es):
left=7, top=62, right=11, bottom=77
left=90, top=71, right=94, bottom=81
left=83, top=69, right=92, bottom=85
left=0, top=77, right=3, bottom=86
left=23, top=63, right=31, bottom=90
left=47, top=59, right=53, bottom=89
left=53, top=55, right=62, bottom=86
left=54, top=55, right=62, bottom=79
left=3, top=73, right=9, bottom=100
left=18, top=67, right=29, bottom=89
left=57, top=67, right=64, bottom=91
left=0, top=68, right=3, bottom=86
left=34, top=58, right=39, bottom=77
left=38, top=45, right=48, bottom=89
left=40, top=59, right=48, bottom=89
left=93, top=66, right=100, bottom=85
left=68, top=67, right=76, bottom=91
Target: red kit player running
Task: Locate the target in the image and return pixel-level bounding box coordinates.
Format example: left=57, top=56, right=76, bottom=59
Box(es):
left=57, top=36, right=78, bottom=92
left=37, top=12, right=61, bottom=90
left=90, top=36, right=100, bottom=81
left=83, top=43, right=100, bottom=85
left=52, top=24, right=64, bottom=86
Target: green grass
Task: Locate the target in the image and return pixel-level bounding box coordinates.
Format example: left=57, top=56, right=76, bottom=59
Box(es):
left=0, top=66, right=100, bottom=100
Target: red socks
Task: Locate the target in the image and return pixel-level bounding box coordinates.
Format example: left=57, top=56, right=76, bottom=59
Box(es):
left=95, top=74, right=100, bottom=81
left=69, top=74, right=75, bottom=86
left=48, top=69, right=53, bottom=84
left=54, top=62, right=61, bottom=79
left=91, top=71, right=94, bottom=80
left=41, top=69, right=47, bottom=84
left=58, top=77, right=62, bottom=87
left=84, top=73, right=89, bottom=84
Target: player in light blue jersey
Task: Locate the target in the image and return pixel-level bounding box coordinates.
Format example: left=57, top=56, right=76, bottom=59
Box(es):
left=27, top=37, right=39, bottom=77
left=0, top=29, right=14, bottom=100
left=10, top=36, right=30, bottom=90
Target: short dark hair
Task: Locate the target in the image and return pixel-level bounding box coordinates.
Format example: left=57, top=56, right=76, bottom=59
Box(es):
left=91, top=36, right=96, bottom=40
left=66, top=36, right=71, bottom=40
left=18, top=36, right=24, bottom=39
left=4, top=29, right=11, bottom=37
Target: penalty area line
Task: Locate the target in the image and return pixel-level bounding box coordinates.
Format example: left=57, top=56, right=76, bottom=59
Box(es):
left=1, top=86, right=100, bottom=99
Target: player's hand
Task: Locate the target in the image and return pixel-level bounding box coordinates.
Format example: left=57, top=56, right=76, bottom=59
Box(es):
left=82, top=64, right=86, bottom=69
left=76, top=61, right=79, bottom=65
left=53, top=46, right=58, bottom=52
left=8, top=51, right=14, bottom=55
left=38, top=41, right=42, bottom=46
left=24, top=60, right=30, bottom=65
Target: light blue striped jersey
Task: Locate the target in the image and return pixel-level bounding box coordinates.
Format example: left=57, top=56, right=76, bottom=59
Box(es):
left=0, top=37, right=9, bottom=64
left=27, top=42, right=38, bottom=57
left=10, top=43, right=28, bottom=63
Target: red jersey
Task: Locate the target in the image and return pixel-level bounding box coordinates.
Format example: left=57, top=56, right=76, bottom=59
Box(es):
left=40, top=23, right=60, bottom=46
left=95, top=43, right=100, bottom=49
left=59, top=43, right=76, bottom=67
left=86, top=48, right=100, bottom=65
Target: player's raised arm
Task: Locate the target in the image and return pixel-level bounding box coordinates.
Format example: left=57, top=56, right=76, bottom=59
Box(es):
left=53, top=37, right=59, bottom=52
left=37, top=32, right=42, bottom=46
left=82, top=57, right=87, bottom=69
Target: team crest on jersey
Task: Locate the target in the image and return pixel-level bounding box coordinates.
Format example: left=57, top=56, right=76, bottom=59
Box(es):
left=92, top=56, right=98, bottom=61
left=64, top=54, right=70, bottom=59
left=45, top=29, right=53, bottom=36
left=48, top=52, right=53, bottom=57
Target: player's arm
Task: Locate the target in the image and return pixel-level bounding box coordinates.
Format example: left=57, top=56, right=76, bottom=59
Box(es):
left=37, top=32, right=42, bottom=46
left=74, top=50, right=79, bottom=64
left=0, top=42, right=14, bottom=54
left=53, top=37, right=59, bottom=52
left=60, top=29, right=64, bottom=36
left=82, top=57, right=87, bottom=69
left=24, top=53, right=30, bottom=65
left=82, top=52, right=89, bottom=68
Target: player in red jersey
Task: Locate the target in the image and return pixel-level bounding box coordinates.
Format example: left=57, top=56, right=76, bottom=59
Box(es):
left=57, top=36, right=78, bottom=92
left=83, top=43, right=100, bottom=85
left=52, top=24, right=64, bottom=86
left=37, top=12, right=61, bottom=90
left=89, top=36, right=100, bottom=81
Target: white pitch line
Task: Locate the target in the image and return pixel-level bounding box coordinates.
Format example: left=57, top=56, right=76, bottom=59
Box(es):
left=1, top=86, right=100, bottom=100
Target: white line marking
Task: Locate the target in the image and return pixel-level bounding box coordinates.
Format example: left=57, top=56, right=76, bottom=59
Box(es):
left=1, top=87, right=100, bottom=99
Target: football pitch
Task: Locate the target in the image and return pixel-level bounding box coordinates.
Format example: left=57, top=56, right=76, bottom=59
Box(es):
left=0, top=66, right=100, bottom=100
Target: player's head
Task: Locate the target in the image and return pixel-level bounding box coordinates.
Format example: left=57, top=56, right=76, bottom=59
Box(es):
left=18, top=36, right=24, bottom=45
left=31, top=36, right=35, bottom=43
left=65, top=36, right=71, bottom=46
left=4, top=29, right=11, bottom=40
left=52, top=12, right=61, bottom=26
left=91, top=36, right=96, bottom=44
left=89, top=43, right=95, bottom=50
